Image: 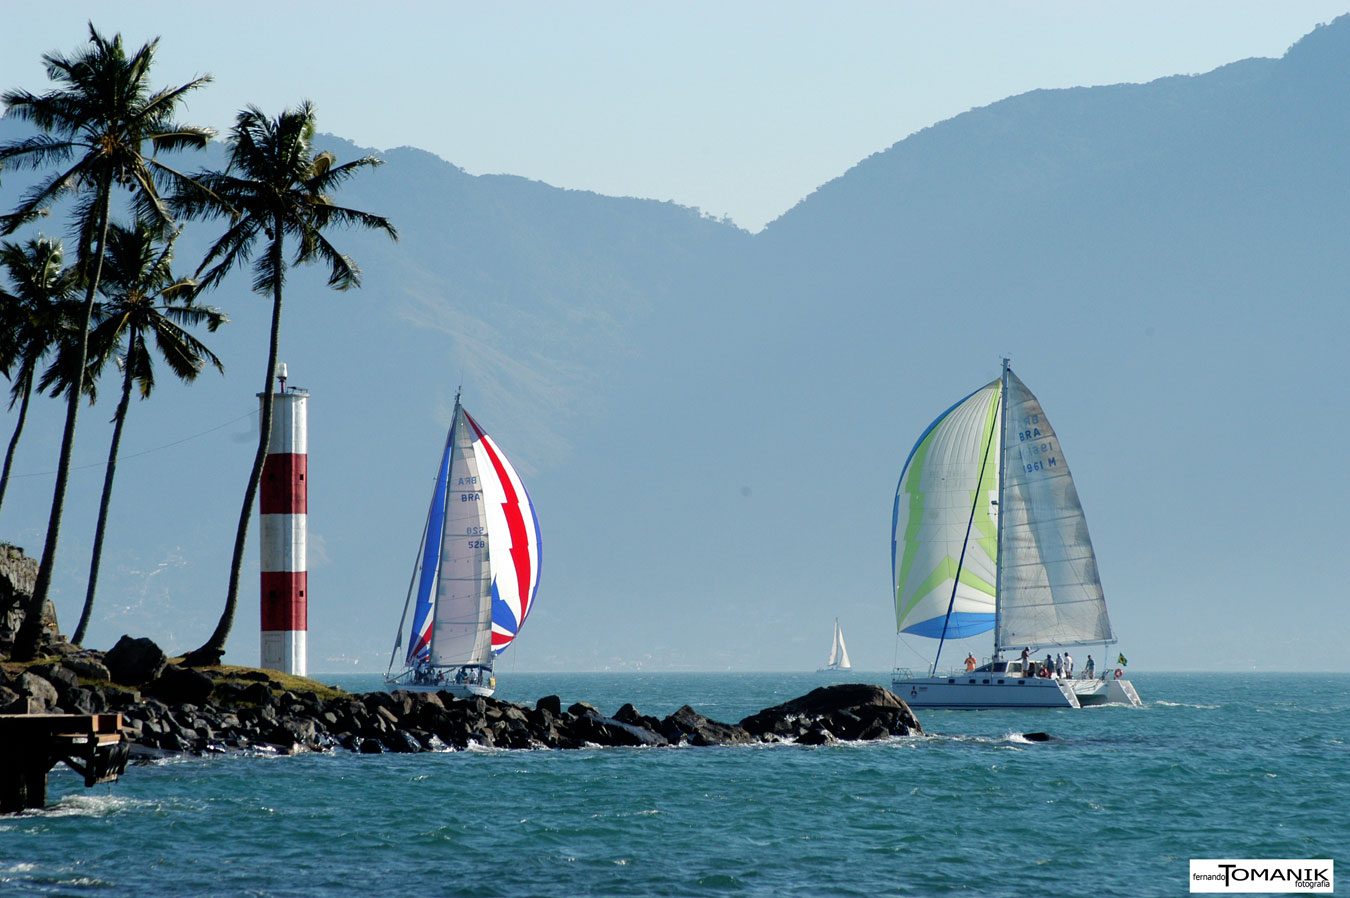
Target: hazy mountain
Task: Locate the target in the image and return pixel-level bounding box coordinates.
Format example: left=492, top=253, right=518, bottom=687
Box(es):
left=3, top=16, right=1346, bottom=673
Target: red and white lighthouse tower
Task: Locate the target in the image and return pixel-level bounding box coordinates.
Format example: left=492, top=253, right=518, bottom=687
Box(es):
left=259, top=363, right=308, bottom=676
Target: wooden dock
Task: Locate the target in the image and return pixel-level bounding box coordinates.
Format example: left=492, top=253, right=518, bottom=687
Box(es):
left=0, top=713, right=129, bottom=813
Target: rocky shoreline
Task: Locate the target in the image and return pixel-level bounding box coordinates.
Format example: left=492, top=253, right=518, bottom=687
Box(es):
left=2, top=635, right=923, bottom=757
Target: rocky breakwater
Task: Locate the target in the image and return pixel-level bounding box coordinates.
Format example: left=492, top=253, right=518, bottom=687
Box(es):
left=2, top=636, right=923, bottom=756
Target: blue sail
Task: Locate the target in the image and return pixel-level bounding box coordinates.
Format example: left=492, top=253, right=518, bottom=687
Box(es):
left=406, top=425, right=455, bottom=665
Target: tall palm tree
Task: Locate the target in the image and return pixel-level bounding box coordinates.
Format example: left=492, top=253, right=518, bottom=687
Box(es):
left=0, top=24, right=213, bottom=660
left=67, top=220, right=226, bottom=646
left=172, top=102, right=396, bottom=665
left=0, top=237, right=80, bottom=518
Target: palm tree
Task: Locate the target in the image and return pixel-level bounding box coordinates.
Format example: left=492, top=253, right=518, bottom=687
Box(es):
left=172, top=102, right=396, bottom=665
left=0, top=24, right=212, bottom=660
left=67, top=220, right=226, bottom=646
left=0, top=237, right=80, bottom=518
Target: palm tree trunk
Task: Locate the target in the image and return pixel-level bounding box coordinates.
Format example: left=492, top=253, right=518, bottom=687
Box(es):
left=73, top=336, right=136, bottom=646
left=185, top=231, right=285, bottom=666
left=0, top=374, right=35, bottom=518
left=12, top=179, right=113, bottom=661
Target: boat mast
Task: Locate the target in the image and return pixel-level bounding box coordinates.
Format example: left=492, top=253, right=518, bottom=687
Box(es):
left=993, top=357, right=1009, bottom=661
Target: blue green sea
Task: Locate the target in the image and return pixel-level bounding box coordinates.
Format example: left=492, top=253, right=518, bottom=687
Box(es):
left=3, top=672, right=1345, bottom=896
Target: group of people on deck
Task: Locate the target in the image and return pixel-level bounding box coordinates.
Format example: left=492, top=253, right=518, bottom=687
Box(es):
left=1015, top=646, right=1097, bottom=679
left=411, top=660, right=487, bottom=687
left=960, top=648, right=1101, bottom=679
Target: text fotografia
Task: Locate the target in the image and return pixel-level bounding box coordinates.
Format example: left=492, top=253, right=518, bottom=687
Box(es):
left=1190, top=859, right=1333, bottom=893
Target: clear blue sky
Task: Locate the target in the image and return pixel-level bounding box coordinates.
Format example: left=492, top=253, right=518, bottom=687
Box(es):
left=2, top=2, right=1346, bottom=231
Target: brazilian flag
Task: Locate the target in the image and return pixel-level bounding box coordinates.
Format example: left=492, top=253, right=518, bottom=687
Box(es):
left=1117, top=653, right=1128, bottom=666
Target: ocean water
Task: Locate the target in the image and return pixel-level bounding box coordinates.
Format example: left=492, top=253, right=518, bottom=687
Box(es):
left=2, top=672, right=1345, bottom=897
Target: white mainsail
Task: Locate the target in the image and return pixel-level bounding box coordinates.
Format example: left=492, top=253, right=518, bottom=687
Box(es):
left=429, top=405, right=496, bottom=668
left=995, top=370, right=1113, bottom=651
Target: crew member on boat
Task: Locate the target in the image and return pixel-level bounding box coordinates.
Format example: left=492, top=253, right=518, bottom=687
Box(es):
left=965, top=653, right=978, bottom=672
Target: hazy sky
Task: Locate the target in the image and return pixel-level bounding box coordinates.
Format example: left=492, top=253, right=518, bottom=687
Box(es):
left=3, top=2, right=1346, bottom=231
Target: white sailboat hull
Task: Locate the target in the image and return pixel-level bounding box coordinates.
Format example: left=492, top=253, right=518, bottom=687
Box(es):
left=385, top=680, right=494, bottom=698
left=385, top=667, right=496, bottom=698
left=892, top=672, right=1142, bottom=709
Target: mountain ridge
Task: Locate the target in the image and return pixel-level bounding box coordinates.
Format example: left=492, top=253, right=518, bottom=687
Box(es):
left=2, top=16, right=1347, bottom=672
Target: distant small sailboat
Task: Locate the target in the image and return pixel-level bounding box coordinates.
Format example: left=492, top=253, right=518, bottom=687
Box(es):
left=385, top=393, right=541, bottom=697
left=890, top=360, right=1141, bottom=709
left=819, top=618, right=852, bottom=672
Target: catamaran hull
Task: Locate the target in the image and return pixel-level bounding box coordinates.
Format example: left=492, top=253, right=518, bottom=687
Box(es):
left=892, top=674, right=1142, bottom=709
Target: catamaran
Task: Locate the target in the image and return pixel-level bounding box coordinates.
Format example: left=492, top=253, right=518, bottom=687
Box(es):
left=385, top=393, right=541, bottom=697
left=819, top=618, right=852, bottom=673
left=891, top=360, right=1141, bottom=709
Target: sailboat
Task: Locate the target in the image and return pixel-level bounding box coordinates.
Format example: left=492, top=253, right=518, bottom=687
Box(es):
left=385, top=393, right=541, bottom=698
left=890, top=360, right=1141, bottom=709
left=819, top=619, right=852, bottom=672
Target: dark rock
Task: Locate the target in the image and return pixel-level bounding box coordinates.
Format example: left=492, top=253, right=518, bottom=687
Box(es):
left=104, top=635, right=168, bottom=686
left=270, top=717, right=320, bottom=749
left=63, top=653, right=111, bottom=681
left=660, top=705, right=753, bottom=746
left=32, top=663, right=80, bottom=698
left=18, top=671, right=59, bottom=712
left=739, top=684, right=922, bottom=739
left=569, top=711, right=668, bottom=748
left=535, top=695, right=562, bottom=716
left=797, top=725, right=838, bottom=746
left=0, top=544, right=61, bottom=655
left=146, top=665, right=215, bottom=705
left=386, top=729, right=426, bottom=750
left=613, top=703, right=663, bottom=732
left=567, top=701, right=599, bottom=717
left=59, top=686, right=105, bottom=715
left=1022, top=732, right=1055, bottom=742
left=857, top=721, right=889, bottom=741
left=239, top=681, right=277, bottom=707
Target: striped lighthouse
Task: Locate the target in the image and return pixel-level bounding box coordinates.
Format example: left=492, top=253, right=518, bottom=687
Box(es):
left=259, top=363, right=308, bottom=676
